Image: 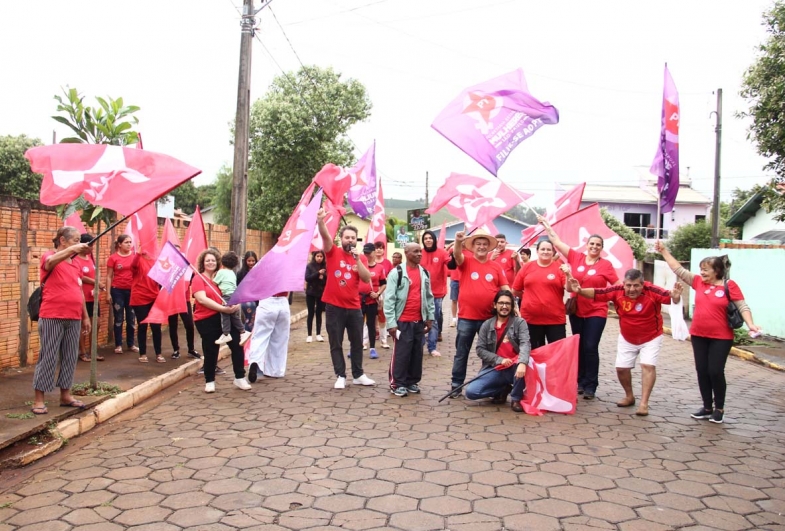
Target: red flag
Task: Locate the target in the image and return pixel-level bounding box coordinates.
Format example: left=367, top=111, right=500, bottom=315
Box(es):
left=521, top=182, right=585, bottom=246
left=128, top=202, right=159, bottom=257
left=521, top=335, right=580, bottom=415
left=161, top=218, right=180, bottom=248
left=311, top=194, right=345, bottom=251
left=312, top=163, right=362, bottom=205
left=27, top=144, right=201, bottom=216
left=183, top=206, right=207, bottom=268
left=64, top=211, right=87, bottom=235
left=427, top=173, right=531, bottom=232
left=437, top=220, right=447, bottom=249
left=143, top=273, right=188, bottom=324
left=365, top=179, right=386, bottom=246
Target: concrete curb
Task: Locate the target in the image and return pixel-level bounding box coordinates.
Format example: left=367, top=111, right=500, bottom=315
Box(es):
left=5, top=307, right=311, bottom=467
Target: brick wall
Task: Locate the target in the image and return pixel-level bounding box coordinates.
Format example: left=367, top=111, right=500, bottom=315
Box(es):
left=0, top=196, right=274, bottom=370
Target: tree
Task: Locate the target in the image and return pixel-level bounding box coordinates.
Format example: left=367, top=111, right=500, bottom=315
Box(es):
left=213, top=165, right=233, bottom=225
left=666, top=220, right=712, bottom=262
left=600, top=208, right=647, bottom=260
left=0, top=134, right=43, bottom=200
left=739, top=1, right=785, bottom=221
left=245, top=66, right=372, bottom=232
left=505, top=204, right=546, bottom=225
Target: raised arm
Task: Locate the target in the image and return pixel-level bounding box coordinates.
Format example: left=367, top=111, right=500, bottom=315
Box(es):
left=654, top=241, right=695, bottom=285
left=317, top=208, right=333, bottom=254
left=538, top=215, right=570, bottom=257
left=453, top=231, right=466, bottom=266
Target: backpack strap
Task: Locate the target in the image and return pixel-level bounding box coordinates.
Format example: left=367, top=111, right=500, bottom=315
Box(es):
left=395, top=265, right=429, bottom=291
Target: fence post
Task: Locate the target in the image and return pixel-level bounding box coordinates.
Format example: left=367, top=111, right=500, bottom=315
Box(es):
left=18, top=202, right=30, bottom=367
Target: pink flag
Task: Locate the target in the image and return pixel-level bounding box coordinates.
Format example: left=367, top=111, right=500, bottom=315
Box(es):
left=128, top=202, right=159, bottom=257
left=147, top=242, right=189, bottom=293
left=183, top=206, right=207, bottom=269
left=521, top=335, right=580, bottom=415
left=521, top=182, right=585, bottom=246
left=230, top=190, right=323, bottom=304
left=27, top=144, right=200, bottom=216
left=426, top=173, right=531, bottom=232
left=366, top=179, right=387, bottom=246
left=312, top=163, right=363, bottom=205
left=432, top=69, right=559, bottom=176
left=650, top=65, right=680, bottom=214
left=347, top=141, right=377, bottom=218
left=161, top=218, right=180, bottom=247
left=436, top=220, right=447, bottom=249
left=64, top=211, right=87, bottom=235
left=311, top=194, right=345, bottom=251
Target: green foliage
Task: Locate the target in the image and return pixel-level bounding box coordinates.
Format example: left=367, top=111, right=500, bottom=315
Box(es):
left=246, top=65, right=372, bottom=232
left=6, top=412, right=34, bottom=420
left=600, top=208, right=647, bottom=260
left=386, top=216, right=404, bottom=243
left=505, top=204, right=546, bottom=225
left=0, top=134, right=43, bottom=200
left=667, top=220, right=712, bottom=261
left=71, top=381, right=122, bottom=398
left=213, top=165, right=233, bottom=225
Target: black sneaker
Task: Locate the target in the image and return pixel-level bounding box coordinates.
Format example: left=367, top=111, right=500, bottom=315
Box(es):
left=690, top=408, right=713, bottom=419
left=391, top=386, right=408, bottom=397
left=448, top=387, right=462, bottom=399
left=172, top=350, right=180, bottom=360
left=583, top=392, right=595, bottom=400
left=188, top=350, right=202, bottom=359
left=709, top=410, right=724, bottom=424
left=248, top=362, right=259, bottom=383
left=407, top=384, right=421, bottom=394
left=491, top=384, right=513, bottom=404
left=215, top=367, right=226, bottom=375
left=197, top=368, right=204, bottom=375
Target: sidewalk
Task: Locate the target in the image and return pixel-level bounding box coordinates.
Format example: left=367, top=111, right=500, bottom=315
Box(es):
left=0, top=295, right=307, bottom=453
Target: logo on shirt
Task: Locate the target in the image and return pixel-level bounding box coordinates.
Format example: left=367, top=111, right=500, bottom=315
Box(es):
left=82, top=266, right=89, bottom=273
left=432, top=257, right=439, bottom=263
left=587, top=269, right=596, bottom=276
left=715, top=290, right=725, bottom=298
left=340, top=261, right=346, bottom=268
left=117, top=264, right=124, bottom=270
left=344, top=272, right=352, bottom=280
left=471, top=272, right=480, bottom=280
left=334, top=270, right=342, bottom=278
left=577, top=266, right=585, bottom=273
left=501, top=258, right=507, bottom=263
left=339, top=280, right=347, bottom=287
left=547, top=273, right=555, bottom=280
left=634, top=303, right=643, bottom=312
left=485, top=273, right=494, bottom=282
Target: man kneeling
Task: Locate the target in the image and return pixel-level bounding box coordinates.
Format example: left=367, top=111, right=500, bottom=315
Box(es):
left=465, top=290, right=531, bottom=412
left=567, top=268, right=682, bottom=416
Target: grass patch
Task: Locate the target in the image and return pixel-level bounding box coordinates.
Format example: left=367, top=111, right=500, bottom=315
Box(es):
left=6, top=413, right=34, bottom=420
left=71, top=382, right=122, bottom=398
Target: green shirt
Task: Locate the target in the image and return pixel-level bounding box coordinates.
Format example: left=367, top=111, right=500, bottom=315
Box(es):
left=213, top=269, right=237, bottom=297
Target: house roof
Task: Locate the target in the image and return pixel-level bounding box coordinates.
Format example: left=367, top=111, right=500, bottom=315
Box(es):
left=433, top=215, right=531, bottom=231
left=580, top=184, right=711, bottom=205
left=726, top=190, right=765, bottom=227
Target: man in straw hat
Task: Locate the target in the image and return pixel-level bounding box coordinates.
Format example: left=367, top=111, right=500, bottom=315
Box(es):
left=450, top=228, right=510, bottom=396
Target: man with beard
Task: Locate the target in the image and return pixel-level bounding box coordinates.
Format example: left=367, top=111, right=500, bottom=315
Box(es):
left=421, top=230, right=448, bottom=356
left=450, top=229, right=510, bottom=396
left=491, top=234, right=520, bottom=286
left=465, top=290, right=531, bottom=412
left=317, top=209, right=375, bottom=389
left=384, top=243, right=435, bottom=397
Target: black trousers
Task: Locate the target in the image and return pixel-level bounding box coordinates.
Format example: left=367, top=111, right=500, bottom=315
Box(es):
left=306, top=294, right=325, bottom=335
left=528, top=323, right=567, bottom=350
left=691, top=335, right=734, bottom=410
left=168, top=301, right=195, bottom=352
left=325, top=303, right=364, bottom=379
left=362, top=298, right=378, bottom=348
left=194, top=313, right=245, bottom=383
left=132, top=303, right=162, bottom=356
left=389, top=321, right=425, bottom=389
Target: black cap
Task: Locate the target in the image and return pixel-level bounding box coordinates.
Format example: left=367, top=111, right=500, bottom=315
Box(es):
left=363, top=243, right=376, bottom=254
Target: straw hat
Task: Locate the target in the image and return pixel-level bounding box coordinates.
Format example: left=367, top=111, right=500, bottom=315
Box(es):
left=463, top=229, right=498, bottom=250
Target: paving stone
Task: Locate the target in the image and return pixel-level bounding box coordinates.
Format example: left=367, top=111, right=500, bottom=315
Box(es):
left=7, top=505, right=70, bottom=526
left=311, top=494, right=365, bottom=512
left=504, top=513, right=562, bottom=531
left=110, top=492, right=164, bottom=510
left=527, top=498, right=581, bottom=518
left=211, top=491, right=264, bottom=511
left=62, top=508, right=106, bottom=525
left=665, top=479, right=717, bottom=497
left=277, top=508, right=332, bottom=530
left=420, top=495, right=472, bottom=515
left=160, top=491, right=214, bottom=509
left=332, top=509, right=387, bottom=530
left=692, top=509, right=754, bottom=531
left=473, top=497, right=527, bottom=517
left=366, top=494, right=419, bottom=513
left=168, top=507, right=224, bottom=527
left=389, top=510, right=444, bottom=531
left=549, top=485, right=600, bottom=503
left=114, top=506, right=172, bottom=526
left=637, top=505, right=695, bottom=527
left=581, top=501, right=638, bottom=523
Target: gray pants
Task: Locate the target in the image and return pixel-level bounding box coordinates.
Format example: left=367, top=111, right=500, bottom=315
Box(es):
left=33, top=318, right=80, bottom=392
left=221, top=295, right=245, bottom=335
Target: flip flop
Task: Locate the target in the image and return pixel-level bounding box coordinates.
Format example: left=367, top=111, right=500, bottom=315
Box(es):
left=139, top=356, right=149, bottom=363
left=156, top=355, right=166, bottom=363
left=96, top=355, right=105, bottom=362
left=60, top=400, right=86, bottom=408
left=79, top=355, right=91, bottom=362
left=31, top=406, right=48, bottom=415
left=114, top=346, right=123, bottom=354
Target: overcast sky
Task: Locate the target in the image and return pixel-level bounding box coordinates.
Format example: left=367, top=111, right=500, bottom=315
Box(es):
left=0, top=0, right=777, bottom=207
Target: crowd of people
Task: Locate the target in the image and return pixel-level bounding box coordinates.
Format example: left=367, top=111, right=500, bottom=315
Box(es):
left=32, top=217, right=761, bottom=425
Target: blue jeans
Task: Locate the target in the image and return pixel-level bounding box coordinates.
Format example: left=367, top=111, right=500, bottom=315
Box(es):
left=426, top=297, right=444, bottom=353
left=241, top=301, right=258, bottom=332
left=465, top=365, right=526, bottom=402
left=451, top=318, right=485, bottom=389
left=569, top=315, right=607, bottom=394
left=110, top=287, right=135, bottom=348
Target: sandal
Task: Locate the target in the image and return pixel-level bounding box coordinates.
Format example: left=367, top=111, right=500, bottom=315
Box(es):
left=156, top=355, right=166, bottom=363
left=96, top=355, right=105, bottom=362
left=60, top=400, right=86, bottom=408
left=79, top=354, right=91, bottom=362
left=114, top=346, right=123, bottom=354
left=138, top=355, right=149, bottom=363
left=31, top=406, right=48, bottom=415
left=130, top=346, right=140, bottom=353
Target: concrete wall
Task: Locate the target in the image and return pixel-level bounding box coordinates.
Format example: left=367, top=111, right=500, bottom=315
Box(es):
left=743, top=207, right=785, bottom=240
left=689, top=248, right=785, bottom=339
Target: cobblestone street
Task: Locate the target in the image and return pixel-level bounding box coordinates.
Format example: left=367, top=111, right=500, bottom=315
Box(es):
left=2, top=312, right=785, bottom=531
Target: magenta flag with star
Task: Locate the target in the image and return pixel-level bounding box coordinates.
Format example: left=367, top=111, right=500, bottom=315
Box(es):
left=347, top=141, right=377, bottom=219
left=432, top=69, right=559, bottom=176
left=650, top=65, right=680, bottom=214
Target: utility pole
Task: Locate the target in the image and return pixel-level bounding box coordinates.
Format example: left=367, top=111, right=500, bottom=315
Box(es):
left=425, top=171, right=429, bottom=207
left=710, top=89, right=723, bottom=248
left=230, top=0, right=255, bottom=255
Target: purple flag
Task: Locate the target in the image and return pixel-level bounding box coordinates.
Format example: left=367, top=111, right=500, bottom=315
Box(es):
left=347, top=141, right=377, bottom=218
left=148, top=241, right=189, bottom=293
left=230, top=189, right=324, bottom=304
left=431, top=69, right=559, bottom=176
left=650, top=65, right=680, bottom=213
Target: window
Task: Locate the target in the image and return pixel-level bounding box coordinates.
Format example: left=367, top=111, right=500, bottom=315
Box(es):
left=695, top=215, right=706, bottom=223
left=623, top=213, right=651, bottom=236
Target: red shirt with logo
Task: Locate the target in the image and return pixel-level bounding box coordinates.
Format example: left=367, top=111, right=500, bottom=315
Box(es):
left=457, top=254, right=507, bottom=321
left=358, top=258, right=387, bottom=295
left=130, top=254, right=160, bottom=306
left=689, top=277, right=744, bottom=340
left=567, top=249, right=619, bottom=319
left=494, top=320, right=517, bottom=370
left=107, top=252, right=135, bottom=289
left=512, top=261, right=567, bottom=325
left=76, top=255, right=96, bottom=302
left=422, top=248, right=449, bottom=298
left=494, top=248, right=518, bottom=285
left=594, top=282, right=672, bottom=344
left=192, top=274, right=222, bottom=321
left=322, top=246, right=361, bottom=309
left=400, top=265, right=423, bottom=322
left=39, top=251, right=84, bottom=320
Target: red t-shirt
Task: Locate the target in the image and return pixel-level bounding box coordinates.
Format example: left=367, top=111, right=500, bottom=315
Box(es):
left=378, top=258, right=393, bottom=277
left=107, top=253, right=135, bottom=289
left=76, top=255, right=96, bottom=302
left=494, top=249, right=518, bottom=286
left=422, top=248, right=449, bottom=298
left=359, top=259, right=387, bottom=295
left=322, top=246, right=361, bottom=309
left=192, top=274, right=222, bottom=321
left=689, top=277, right=744, bottom=340
left=39, top=252, right=84, bottom=320
left=400, top=265, right=422, bottom=322
left=130, top=254, right=160, bottom=306
left=594, top=282, right=671, bottom=344
left=457, top=254, right=507, bottom=321
left=512, top=261, right=567, bottom=325
left=494, top=320, right=516, bottom=370
left=567, top=249, right=619, bottom=318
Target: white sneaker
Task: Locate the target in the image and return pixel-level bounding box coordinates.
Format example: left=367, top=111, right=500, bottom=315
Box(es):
left=381, top=340, right=390, bottom=349
left=215, top=333, right=232, bottom=345
left=306, top=336, right=313, bottom=343
left=233, top=378, right=252, bottom=390
left=334, top=376, right=346, bottom=389
left=204, top=382, right=215, bottom=393
left=239, top=331, right=251, bottom=346
left=316, top=335, right=324, bottom=342
left=363, top=343, right=369, bottom=350
left=353, top=374, right=376, bottom=386
left=451, top=318, right=457, bottom=327
left=430, top=350, right=442, bottom=357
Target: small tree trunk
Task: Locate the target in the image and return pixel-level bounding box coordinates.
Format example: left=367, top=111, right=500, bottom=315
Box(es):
left=90, top=220, right=101, bottom=389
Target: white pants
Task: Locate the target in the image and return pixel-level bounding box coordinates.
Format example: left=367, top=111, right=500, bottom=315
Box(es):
left=615, top=334, right=662, bottom=368
left=249, top=297, right=290, bottom=377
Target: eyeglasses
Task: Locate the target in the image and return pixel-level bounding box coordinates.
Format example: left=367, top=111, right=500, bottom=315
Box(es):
left=496, top=301, right=513, bottom=307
